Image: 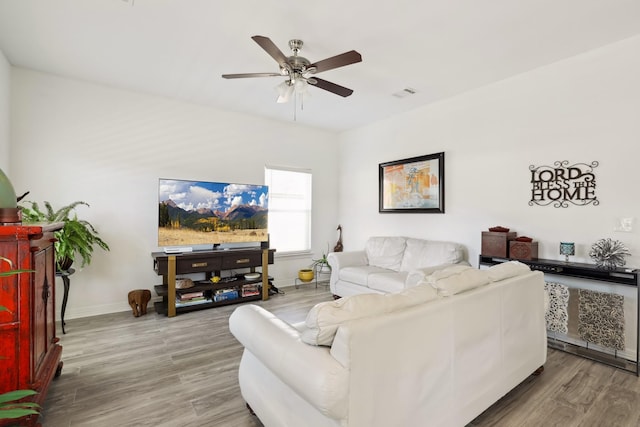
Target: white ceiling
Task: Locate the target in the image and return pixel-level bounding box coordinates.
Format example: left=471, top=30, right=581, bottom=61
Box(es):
left=0, top=0, right=639, bottom=132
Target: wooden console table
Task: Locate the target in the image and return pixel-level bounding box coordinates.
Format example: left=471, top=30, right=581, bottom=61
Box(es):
left=152, top=248, right=275, bottom=317
left=479, top=255, right=639, bottom=375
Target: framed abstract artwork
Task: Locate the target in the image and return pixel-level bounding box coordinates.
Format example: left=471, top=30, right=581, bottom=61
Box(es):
left=379, top=152, right=445, bottom=213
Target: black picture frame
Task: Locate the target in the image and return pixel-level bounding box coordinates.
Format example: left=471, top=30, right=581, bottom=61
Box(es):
left=379, top=152, right=445, bottom=213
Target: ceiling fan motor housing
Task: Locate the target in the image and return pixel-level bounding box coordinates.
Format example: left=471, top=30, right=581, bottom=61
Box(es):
left=283, top=39, right=313, bottom=75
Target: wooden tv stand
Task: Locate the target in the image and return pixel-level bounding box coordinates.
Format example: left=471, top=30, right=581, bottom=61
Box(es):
left=152, top=248, right=275, bottom=317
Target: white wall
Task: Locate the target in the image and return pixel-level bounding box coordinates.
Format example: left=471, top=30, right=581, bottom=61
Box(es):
left=10, top=69, right=339, bottom=319
left=8, top=36, right=640, bottom=319
left=337, top=36, right=640, bottom=268
left=0, top=49, right=9, bottom=172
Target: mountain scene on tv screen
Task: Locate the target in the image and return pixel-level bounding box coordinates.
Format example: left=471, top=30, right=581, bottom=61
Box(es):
left=158, top=179, right=268, bottom=246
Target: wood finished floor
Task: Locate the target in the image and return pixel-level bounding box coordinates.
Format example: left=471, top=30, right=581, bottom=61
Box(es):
left=41, top=285, right=640, bottom=427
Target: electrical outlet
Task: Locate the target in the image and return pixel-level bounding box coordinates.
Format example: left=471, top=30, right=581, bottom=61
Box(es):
left=614, top=217, right=635, bottom=232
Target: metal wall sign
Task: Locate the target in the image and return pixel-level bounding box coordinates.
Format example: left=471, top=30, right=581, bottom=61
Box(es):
left=529, top=161, right=599, bottom=208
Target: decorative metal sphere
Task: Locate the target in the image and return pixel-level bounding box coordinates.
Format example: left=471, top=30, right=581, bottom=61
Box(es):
left=589, top=238, right=630, bottom=269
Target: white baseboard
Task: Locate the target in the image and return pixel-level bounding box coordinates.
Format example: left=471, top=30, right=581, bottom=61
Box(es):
left=57, top=279, right=307, bottom=320
left=57, top=300, right=151, bottom=320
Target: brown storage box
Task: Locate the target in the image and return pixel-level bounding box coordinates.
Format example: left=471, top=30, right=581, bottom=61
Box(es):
left=509, top=241, right=539, bottom=261
left=481, top=231, right=517, bottom=257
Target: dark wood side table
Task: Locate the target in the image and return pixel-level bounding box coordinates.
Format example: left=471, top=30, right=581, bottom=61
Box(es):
left=56, top=267, right=75, bottom=334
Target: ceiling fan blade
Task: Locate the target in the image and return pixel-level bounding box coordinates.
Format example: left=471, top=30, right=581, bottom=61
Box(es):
left=222, top=72, right=281, bottom=79
left=251, top=35, right=290, bottom=69
left=309, top=77, right=354, bottom=97
left=308, top=50, right=362, bottom=74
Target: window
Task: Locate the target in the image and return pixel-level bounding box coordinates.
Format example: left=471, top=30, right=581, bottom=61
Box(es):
left=265, top=166, right=312, bottom=253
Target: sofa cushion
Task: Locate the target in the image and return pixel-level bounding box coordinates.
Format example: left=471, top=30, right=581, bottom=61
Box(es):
left=426, top=266, right=490, bottom=297
left=365, top=237, right=407, bottom=271
left=400, top=238, right=464, bottom=272
left=429, top=264, right=474, bottom=279
left=368, top=272, right=408, bottom=293
left=405, top=262, right=470, bottom=287
left=339, top=265, right=392, bottom=287
left=302, top=284, right=439, bottom=346
left=486, top=260, right=530, bottom=282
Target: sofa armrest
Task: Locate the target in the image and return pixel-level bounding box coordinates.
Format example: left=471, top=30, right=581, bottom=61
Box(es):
left=229, top=304, right=348, bottom=419
left=327, top=251, right=367, bottom=289
left=327, top=250, right=367, bottom=270
left=405, top=260, right=471, bottom=287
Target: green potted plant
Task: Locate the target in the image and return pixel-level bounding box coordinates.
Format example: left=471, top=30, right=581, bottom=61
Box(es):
left=20, top=201, right=110, bottom=271
left=0, top=390, right=39, bottom=421
left=311, top=244, right=331, bottom=273
left=0, top=256, right=40, bottom=421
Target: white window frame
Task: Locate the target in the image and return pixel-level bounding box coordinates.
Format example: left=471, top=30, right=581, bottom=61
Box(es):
left=264, top=165, right=312, bottom=255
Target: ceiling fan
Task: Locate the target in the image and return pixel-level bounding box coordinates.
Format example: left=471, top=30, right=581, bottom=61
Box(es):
left=222, top=35, right=362, bottom=103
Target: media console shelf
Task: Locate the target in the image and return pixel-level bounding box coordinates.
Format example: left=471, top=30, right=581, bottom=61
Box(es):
left=479, top=255, right=639, bottom=375
left=152, top=248, right=275, bottom=317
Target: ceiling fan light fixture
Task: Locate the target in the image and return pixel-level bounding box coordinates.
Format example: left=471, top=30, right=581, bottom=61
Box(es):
left=294, top=77, right=308, bottom=93
left=276, top=80, right=294, bottom=103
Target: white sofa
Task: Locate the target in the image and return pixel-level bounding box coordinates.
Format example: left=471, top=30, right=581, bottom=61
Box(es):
left=328, top=236, right=468, bottom=297
left=229, top=262, right=547, bottom=427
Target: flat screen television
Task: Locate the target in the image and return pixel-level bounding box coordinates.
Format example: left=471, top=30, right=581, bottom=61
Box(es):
left=158, top=178, right=268, bottom=249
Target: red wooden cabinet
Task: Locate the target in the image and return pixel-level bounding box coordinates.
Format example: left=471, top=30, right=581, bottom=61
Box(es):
left=0, top=223, right=64, bottom=427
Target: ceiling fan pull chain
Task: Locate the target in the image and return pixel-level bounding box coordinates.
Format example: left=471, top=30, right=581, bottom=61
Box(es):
left=293, top=91, right=297, bottom=121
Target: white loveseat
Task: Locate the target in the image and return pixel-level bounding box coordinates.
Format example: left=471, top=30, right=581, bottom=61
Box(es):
left=328, top=236, right=468, bottom=297
left=229, top=262, right=547, bottom=427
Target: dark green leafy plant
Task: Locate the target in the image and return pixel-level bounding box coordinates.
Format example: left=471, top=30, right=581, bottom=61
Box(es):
left=0, top=256, right=32, bottom=278
left=0, top=255, right=33, bottom=312
left=20, top=201, right=110, bottom=270
left=0, top=257, right=40, bottom=421
left=0, top=390, right=40, bottom=420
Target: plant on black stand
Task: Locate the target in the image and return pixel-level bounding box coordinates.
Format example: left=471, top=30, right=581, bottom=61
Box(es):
left=20, top=201, right=110, bottom=271
left=311, top=244, right=332, bottom=273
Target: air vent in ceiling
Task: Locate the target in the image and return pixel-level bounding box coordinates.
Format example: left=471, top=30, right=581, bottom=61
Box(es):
left=392, top=88, right=417, bottom=98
